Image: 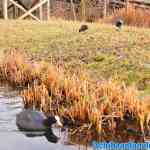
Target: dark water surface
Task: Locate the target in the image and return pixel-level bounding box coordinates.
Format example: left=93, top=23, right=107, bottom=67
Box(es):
left=0, top=86, right=92, bottom=150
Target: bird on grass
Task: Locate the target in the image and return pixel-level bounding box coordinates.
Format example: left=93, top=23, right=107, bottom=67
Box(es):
left=115, top=19, right=124, bottom=30
left=79, top=24, right=88, bottom=32
left=16, top=109, right=63, bottom=131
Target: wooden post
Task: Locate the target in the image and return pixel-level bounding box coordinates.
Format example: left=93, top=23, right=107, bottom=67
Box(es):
left=13, top=5, right=15, bottom=18
left=126, top=0, right=129, bottom=13
left=107, top=0, right=109, bottom=15
left=39, top=0, right=43, bottom=20
left=14, top=5, right=17, bottom=18
left=3, top=0, right=8, bottom=20
left=47, top=0, right=50, bottom=20
left=81, top=0, right=86, bottom=21
left=71, top=0, right=77, bottom=21
left=103, top=0, right=107, bottom=18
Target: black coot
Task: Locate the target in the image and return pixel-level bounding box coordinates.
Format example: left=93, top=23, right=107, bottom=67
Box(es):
left=16, top=109, right=63, bottom=131
left=79, top=24, right=88, bottom=32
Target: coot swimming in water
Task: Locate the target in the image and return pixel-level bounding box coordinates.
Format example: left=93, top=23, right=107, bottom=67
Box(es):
left=16, top=109, right=63, bottom=131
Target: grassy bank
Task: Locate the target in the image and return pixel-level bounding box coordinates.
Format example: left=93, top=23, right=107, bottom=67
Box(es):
left=0, top=18, right=150, bottom=141
left=0, top=20, right=150, bottom=92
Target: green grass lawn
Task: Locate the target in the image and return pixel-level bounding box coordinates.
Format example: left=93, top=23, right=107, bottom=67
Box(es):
left=1, top=19, right=150, bottom=92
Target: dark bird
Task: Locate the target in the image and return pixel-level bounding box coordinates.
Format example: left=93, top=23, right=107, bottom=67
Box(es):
left=115, top=19, right=124, bottom=30
left=16, top=109, right=63, bottom=131
left=79, top=24, right=88, bottom=32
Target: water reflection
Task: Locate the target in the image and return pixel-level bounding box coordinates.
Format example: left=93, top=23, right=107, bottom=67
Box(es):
left=18, top=129, right=59, bottom=143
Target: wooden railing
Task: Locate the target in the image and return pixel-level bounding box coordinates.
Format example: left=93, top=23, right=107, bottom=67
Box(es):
left=110, top=0, right=150, bottom=9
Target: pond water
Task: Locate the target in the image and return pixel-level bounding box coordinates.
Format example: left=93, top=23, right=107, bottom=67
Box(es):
left=0, top=86, right=92, bottom=150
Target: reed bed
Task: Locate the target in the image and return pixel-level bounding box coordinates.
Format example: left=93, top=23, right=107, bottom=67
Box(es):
left=0, top=49, right=41, bottom=87
left=103, top=5, right=150, bottom=28
left=1, top=49, right=150, bottom=141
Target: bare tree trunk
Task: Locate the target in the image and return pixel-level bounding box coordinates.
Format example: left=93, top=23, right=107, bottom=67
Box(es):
left=71, top=0, right=76, bottom=21
left=47, top=0, right=50, bottom=20
left=3, top=0, right=8, bottom=20
left=126, top=0, right=129, bottom=13
left=81, top=0, right=86, bottom=21
left=103, top=0, right=107, bottom=18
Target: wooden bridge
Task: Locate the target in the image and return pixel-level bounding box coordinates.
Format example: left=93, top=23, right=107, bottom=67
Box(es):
left=2, top=0, right=50, bottom=21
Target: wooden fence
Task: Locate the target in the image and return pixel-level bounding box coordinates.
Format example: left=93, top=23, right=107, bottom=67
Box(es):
left=0, top=0, right=150, bottom=21
left=109, top=0, right=150, bottom=10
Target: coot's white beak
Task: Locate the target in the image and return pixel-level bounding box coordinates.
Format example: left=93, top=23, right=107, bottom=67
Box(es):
left=55, top=116, right=63, bottom=127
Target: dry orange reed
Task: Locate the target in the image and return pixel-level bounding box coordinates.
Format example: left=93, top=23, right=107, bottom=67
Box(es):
left=1, top=49, right=150, bottom=140
left=103, top=5, right=150, bottom=28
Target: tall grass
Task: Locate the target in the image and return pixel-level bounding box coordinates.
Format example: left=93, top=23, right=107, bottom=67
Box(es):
left=103, top=5, right=150, bottom=28
left=1, top=49, right=150, bottom=141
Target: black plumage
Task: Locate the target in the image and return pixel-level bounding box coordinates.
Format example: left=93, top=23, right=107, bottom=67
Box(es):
left=115, top=20, right=124, bottom=29
left=16, top=109, right=62, bottom=131
left=79, top=24, right=88, bottom=32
